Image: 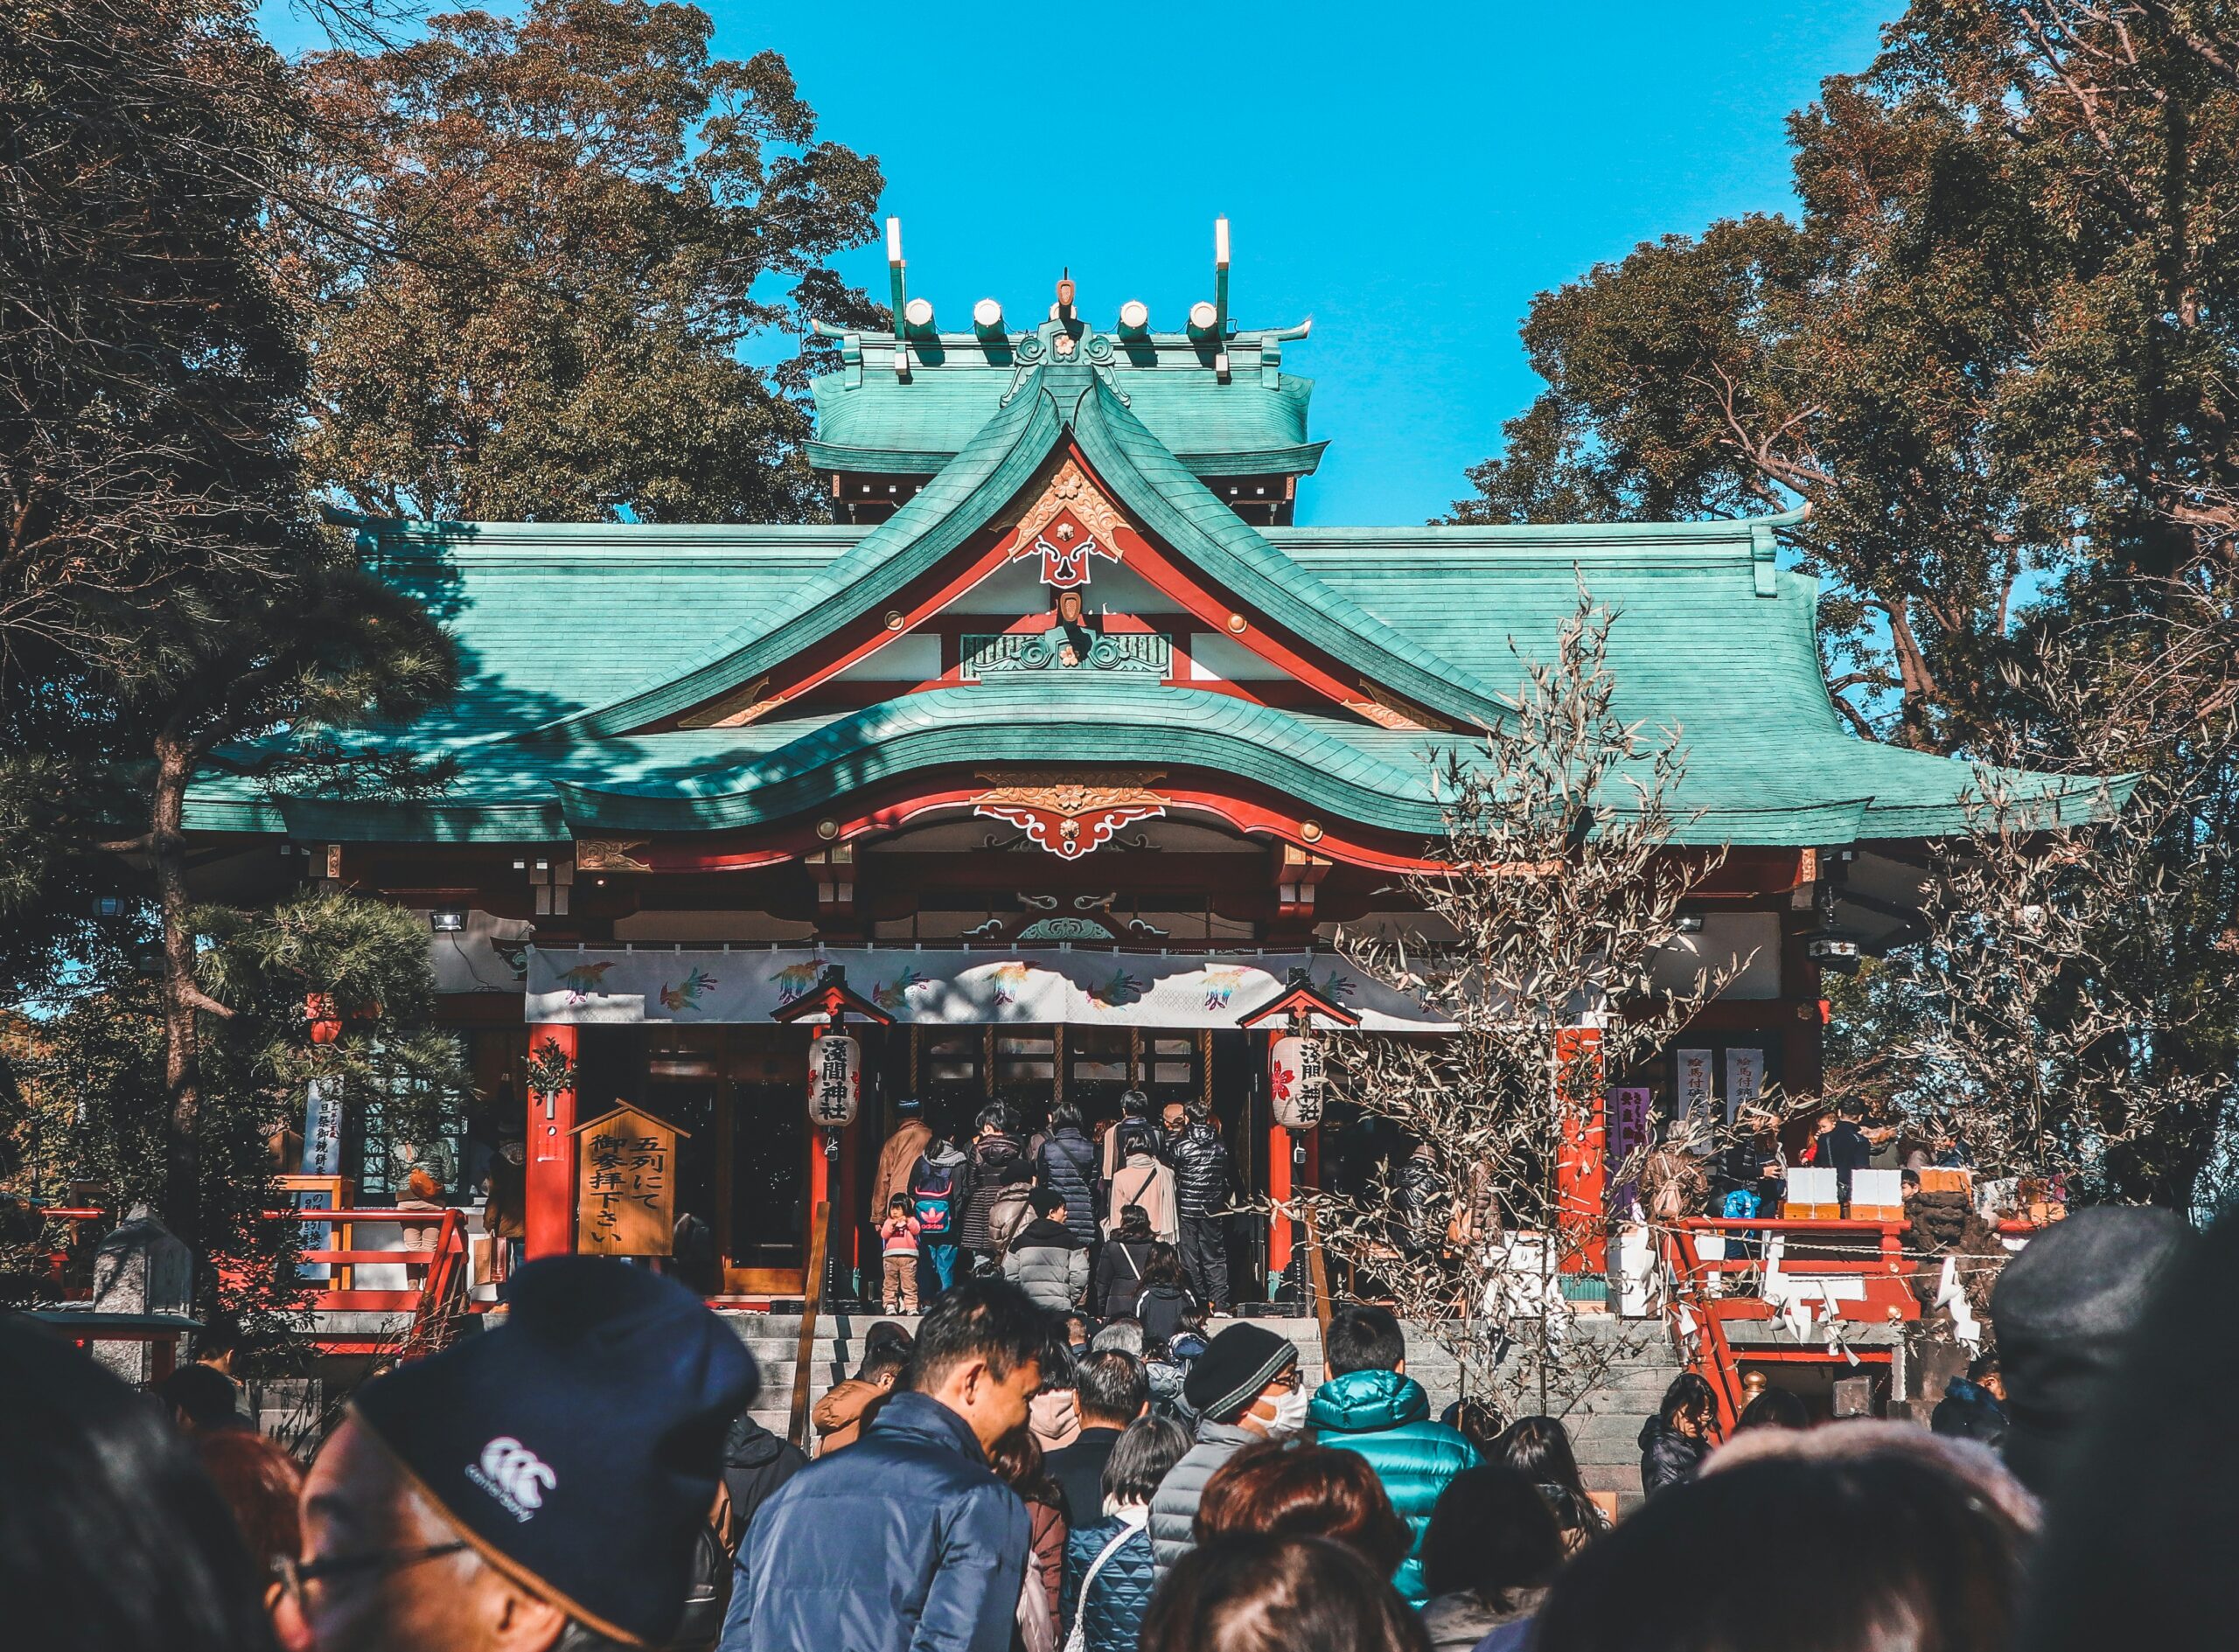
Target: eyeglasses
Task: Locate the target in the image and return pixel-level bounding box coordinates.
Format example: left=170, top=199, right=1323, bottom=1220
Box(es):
left=269, top=1542, right=469, bottom=1605
left=1267, top=1367, right=1302, bottom=1391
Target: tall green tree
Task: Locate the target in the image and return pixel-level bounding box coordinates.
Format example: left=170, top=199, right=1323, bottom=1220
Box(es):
left=0, top=0, right=457, bottom=1256
left=282, top=0, right=886, bottom=523
left=1454, top=1, right=2239, bottom=1205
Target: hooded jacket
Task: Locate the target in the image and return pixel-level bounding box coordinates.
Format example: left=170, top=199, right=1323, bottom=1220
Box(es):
left=1305, top=1369, right=1482, bottom=1604
left=721, top=1413, right=807, bottom=1546
left=1637, top=1415, right=1708, bottom=1498
left=722, top=1391, right=1030, bottom=1652
left=812, top=1377, right=893, bottom=1453
left=1036, top=1127, right=1099, bottom=1244
left=1002, top=1216, right=1089, bottom=1311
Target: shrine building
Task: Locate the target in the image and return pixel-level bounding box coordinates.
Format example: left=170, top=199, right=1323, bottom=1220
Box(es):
left=180, top=226, right=2102, bottom=1303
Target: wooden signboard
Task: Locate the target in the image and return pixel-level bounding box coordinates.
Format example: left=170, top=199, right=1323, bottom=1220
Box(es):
left=568, top=1105, right=689, bottom=1257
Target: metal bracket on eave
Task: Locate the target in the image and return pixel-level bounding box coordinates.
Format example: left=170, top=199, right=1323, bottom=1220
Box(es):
left=1750, top=522, right=1779, bottom=596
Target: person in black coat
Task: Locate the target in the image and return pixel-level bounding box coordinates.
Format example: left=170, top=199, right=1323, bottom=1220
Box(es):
left=721, top=1412, right=806, bottom=1552
left=1168, top=1104, right=1233, bottom=1313
left=1637, top=1372, right=1717, bottom=1499
left=1095, top=1206, right=1159, bottom=1319
left=1036, top=1104, right=1099, bottom=1246
left=1824, top=1099, right=1875, bottom=1205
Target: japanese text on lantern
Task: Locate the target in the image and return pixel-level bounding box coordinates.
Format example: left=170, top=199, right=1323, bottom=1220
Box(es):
left=812, top=1035, right=860, bottom=1126
left=572, top=1106, right=680, bottom=1256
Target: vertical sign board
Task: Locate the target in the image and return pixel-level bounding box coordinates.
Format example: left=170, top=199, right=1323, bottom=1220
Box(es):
left=1676, top=1049, right=1715, bottom=1145
left=1608, top=1086, right=1654, bottom=1212
left=1725, top=1048, right=1766, bottom=1124
left=570, top=1106, right=687, bottom=1257
left=297, top=1078, right=345, bottom=1280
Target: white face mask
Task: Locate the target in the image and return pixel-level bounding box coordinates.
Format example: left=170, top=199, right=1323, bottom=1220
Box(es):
left=1260, top=1385, right=1311, bottom=1440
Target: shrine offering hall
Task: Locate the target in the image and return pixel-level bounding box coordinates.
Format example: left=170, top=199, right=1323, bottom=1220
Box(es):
left=181, top=231, right=2100, bottom=1301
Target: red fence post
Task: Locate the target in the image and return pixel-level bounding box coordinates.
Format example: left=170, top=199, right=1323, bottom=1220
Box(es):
left=526, top=1023, right=579, bottom=1259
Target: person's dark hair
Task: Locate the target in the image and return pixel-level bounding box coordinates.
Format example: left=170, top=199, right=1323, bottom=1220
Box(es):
left=1121, top=1088, right=1149, bottom=1119
left=1419, top=1463, right=1563, bottom=1607
left=1325, top=1304, right=1407, bottom=1376
left=191, top=1326, right=239, bottom=1366
left=863, top=1319, right=916, bottom=1357
left=1534, top=1450, right=2029, bottom=1652
left=1075, top=1349, right=1148, bottom=1425
left=1118, top=1203, right=1153, bottom=1239
left=1036, top=1314, right=1079, bottom=1394
left=1144, top=1241, right=1187, bottom=1288
left=1495, top=1415, right=1589, bottom=1498
left=910, top=1278, right=1046, bottom=1390
left=1196, top=1442, right=1413, bottom=1579
left=1103, top=1412, right=1193, bottom=1507
left=1444, top=1397, right=1507, bottom=1453
left=888, top=1192, right=911, bottom=1212
left=1967, top=1352, right=2000, bottom=1384
left=1838, top=1098, right=1866, bottom=1119
left=157, top=1363, right=243, bottom=1431
left=1050, top=1101, right=1082, bottom=1131
left=0, top=1318, right=274, bottom=1652
left=1658, top=1372, right=1718, bottom=1430
left=1185, top=1098, right=1212, bottom=1124
left=974, top=1101, right=1014, bottom=1135
left=857, top=1342, right=911, bottom=1384
left=193, top=1428, right=303, bottom=1574
left=1142, top=1533, right=1431, bottom=1652
left=1736, top=1389, right=1810, bottom=1432
left=1030, top=1185, right=1067, bottom=1218
left=987, top=1425, right=1063, bottom=1508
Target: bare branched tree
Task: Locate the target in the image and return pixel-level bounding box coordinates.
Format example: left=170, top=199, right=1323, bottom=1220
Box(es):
left=1313, top=584, right=1741, bottom=1417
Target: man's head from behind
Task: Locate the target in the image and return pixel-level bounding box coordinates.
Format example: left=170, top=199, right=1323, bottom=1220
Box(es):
left=275, top=1258, right=756, bottom=1652
left=908, top=1279, right=1046, bottom=1454
left=1075, top=1350, right=1149, bottom=1430
left=1324, top=1306, right=1407, bottom=1377
left=158, top=1362, right=244, bottom=1433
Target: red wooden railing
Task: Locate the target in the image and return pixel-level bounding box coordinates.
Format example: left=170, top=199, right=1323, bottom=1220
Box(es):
left=1661, top=1216, right=1918, bottom=1432
left=275, top=1206, right=472, bottom=1354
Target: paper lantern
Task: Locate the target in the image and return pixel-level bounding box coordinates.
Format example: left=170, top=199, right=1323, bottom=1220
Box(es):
left=809, top=1034, right=861, bottom=1127
left=1269, top=1035, right=1327, bottom=1132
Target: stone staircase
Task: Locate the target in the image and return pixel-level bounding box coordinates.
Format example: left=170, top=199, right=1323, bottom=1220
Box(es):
left=717, top=1309, right=1685, bottom=1506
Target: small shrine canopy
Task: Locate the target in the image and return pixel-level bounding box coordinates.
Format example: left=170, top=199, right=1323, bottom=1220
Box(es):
left=524, top=945, right=1452, bottom=1030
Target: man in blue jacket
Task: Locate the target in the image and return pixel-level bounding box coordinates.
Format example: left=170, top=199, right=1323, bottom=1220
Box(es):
left=1305, top=1304, right=1481, bottom=1605
left=722, top=1279, right=1046, bottom=1652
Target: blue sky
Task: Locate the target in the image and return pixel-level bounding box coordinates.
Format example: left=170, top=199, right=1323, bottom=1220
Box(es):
left=262, top=1, right=1892, bottom=524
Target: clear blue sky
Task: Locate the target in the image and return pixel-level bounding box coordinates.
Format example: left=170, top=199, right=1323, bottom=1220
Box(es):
left=262, top=1, right=1893, bottom=525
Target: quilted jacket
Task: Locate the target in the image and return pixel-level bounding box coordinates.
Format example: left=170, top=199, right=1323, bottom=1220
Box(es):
left=1062, top=1513, right=1157, bottom=1652
left=1035, top=1127, right=1099, bottom=1243
left=1169, top=1123, right=1232, bottom=1219
left=1147, top=1418, right=1256, bottom=1578
left=1307, top=1369, right=1482, bottom=1604
left=1002, top=1216, right=1089, bottom=1310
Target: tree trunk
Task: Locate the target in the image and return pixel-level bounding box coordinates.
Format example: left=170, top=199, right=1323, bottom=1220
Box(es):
left=153, top=728, right=204, bottom=1256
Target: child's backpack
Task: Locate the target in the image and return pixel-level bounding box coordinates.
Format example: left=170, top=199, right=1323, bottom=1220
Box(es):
left=911, top=1154, right=959, bottom=1236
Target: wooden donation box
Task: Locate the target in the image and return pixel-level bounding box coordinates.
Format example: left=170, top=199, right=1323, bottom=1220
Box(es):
left=569, top=1105, right=687, bottom=1257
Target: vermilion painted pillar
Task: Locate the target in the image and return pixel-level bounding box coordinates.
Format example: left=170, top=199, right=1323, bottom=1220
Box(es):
left=526, top=1022, right=579, bottom=1259
left=1268, top=1122, right=1295, bottom=1277
left=1553, top=1026, right=1608, bottom=1271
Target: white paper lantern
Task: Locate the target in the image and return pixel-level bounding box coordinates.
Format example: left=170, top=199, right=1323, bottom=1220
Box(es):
left=809, top=1034, right=861, bottom=1127
left=1270, top=1034, right=1327, bottom=1132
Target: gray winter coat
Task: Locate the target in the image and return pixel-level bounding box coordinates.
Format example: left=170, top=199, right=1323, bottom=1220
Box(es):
left=1001, top=1217, right=1089, bottom=1311
left=1146, top=1419, right=1256, bottom=1578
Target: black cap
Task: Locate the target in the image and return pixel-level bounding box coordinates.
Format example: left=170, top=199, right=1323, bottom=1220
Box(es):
left=1183, top=1323, right=1297, bottom=1423
left=1991, top=1205, right=2189, bottom=1495
left=353, top=1258, right=757, bottom=1646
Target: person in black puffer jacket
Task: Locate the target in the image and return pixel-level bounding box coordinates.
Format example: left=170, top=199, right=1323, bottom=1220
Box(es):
left=1036, top=1104, right=1099, bottom=1247
left=1637, top=1372, right=1717, bottom=1498
left=1169, top=1103, right=1233, bottom=1313
left=1095, top=1206, right=1160, bottom=1319
left=721, top=1412, right=807, bottom=1550
left=958, top=1105, right=1033, bottom=1267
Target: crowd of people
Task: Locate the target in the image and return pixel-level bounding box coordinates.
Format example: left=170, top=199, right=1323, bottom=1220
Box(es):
left=4, top=1194, right=2229, bottom=1650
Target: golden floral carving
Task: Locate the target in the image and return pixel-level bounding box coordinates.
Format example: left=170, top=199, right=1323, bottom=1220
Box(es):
left=574, top=838, right=652, bottom=873
left=972, top=770, right=1169, bottom=816
left=1009, top=459, right=1131, bottom=550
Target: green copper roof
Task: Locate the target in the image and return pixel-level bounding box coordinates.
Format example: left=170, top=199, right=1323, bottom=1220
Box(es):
left=807, top=328, right=1323, bottom=478
left=185, top=331, right=2123, bottom=855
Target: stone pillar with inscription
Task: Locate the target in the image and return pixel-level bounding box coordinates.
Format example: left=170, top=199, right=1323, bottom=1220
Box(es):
left=89, top=1205, right=193, bottom=1384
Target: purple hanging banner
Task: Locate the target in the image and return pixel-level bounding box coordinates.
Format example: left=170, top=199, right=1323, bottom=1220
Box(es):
left=1608, top=1086, right=1654, bottom=1212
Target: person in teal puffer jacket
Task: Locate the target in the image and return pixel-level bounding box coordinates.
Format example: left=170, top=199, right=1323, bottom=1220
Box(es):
left=1306, top=1305, right=1482, bottom=1605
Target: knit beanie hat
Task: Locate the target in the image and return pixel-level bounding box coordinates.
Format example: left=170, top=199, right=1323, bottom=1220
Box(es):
left=352, top=1257, right=757, bottom=1645
left=1991, top=1205, right=2190, bottom=1496
left=1183, top=1322, right=1297, bottom=1423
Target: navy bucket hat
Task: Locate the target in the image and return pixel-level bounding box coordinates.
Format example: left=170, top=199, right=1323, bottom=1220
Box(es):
left=352, top=1257, right=757, bottom=1645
